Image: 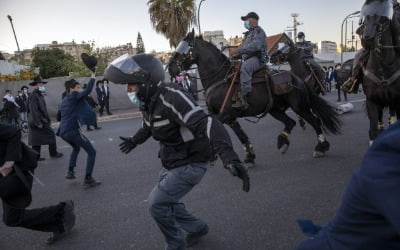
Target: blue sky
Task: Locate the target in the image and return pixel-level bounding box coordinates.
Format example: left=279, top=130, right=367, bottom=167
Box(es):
left=0, top=0, right=364, bottom=54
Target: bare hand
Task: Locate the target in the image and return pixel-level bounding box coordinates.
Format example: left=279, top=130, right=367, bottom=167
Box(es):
left=91, top=72, right=96, bottom=78
left=0, top=161, right=14, bottom=177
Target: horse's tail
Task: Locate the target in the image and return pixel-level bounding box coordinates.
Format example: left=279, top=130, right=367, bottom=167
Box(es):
left=309, top=93, right=342, bottom=135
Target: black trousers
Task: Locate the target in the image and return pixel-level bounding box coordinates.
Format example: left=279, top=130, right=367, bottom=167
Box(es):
left=2, top=201, right=64, bottom=232
left=104, top=98, right=111, bottom=114
left=32, top=144, right=58, bottom=158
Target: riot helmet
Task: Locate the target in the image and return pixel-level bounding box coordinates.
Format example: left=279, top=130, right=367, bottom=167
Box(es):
left=361, top=0, right=393, bottom=20
left=104, top=53, right=165, bottom=103
left=297, top=32, right=305, bottom=39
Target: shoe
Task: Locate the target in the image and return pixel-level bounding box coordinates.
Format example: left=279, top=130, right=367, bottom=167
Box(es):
left=337, top=99, right=341, bottom=102
left=94, top=127, right=102, bottom=130
left=87, top=128, right=93, bottom=131
left=65, top=171, right=76, bottom=179
left=38, top=157, right=45, bottom=161
left=83, top=177, right=101, bottom=189
left=107, top=112, right=112, bottom=115
left=186, top=224, right=209, bottom=247
left=46, top=200, right=75, bottom=245
left=232, top=95, right=249, bottom=110
left=51, top=152, right=64, bottom=158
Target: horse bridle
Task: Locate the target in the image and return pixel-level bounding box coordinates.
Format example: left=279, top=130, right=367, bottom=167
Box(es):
left=173, top=39, right=232, bottom=82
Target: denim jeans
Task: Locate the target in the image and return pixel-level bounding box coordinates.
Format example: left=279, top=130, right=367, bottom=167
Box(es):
left=147, top=162, right=208, bottom=250
left=61, top=130, right=96, bottom=178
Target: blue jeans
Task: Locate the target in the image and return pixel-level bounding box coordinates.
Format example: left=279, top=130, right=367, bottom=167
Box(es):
left=61, top=130, right=96, bottom=178
left=147, top=162, right=208, bottom=250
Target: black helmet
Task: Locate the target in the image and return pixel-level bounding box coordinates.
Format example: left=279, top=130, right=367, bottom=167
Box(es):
left=104, top=53, right=165, bottom=102
left=297, top=32, right=305, bottom=39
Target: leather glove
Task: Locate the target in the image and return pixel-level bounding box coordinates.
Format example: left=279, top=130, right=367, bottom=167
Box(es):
left=119, top=136, right=137, bottom=154
left=225, top=161, right=250, bottom=192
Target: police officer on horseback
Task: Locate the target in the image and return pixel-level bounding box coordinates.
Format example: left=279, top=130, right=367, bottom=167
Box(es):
left=296, top=32, right=325, bottom=88
left=232, top=12, right=267, bottom=109
left=342, top=0, right=400, bottom=93
left=104, top=53, right=250, bottom=249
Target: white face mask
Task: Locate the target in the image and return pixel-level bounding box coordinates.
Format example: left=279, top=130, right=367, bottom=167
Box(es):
left=23, top=89, right=28, bottom=93
left=38, top=86, right=46, bottom=92
left=298, top=38, right=304, bottom=42
left=127, top=92, right=142, bottom=107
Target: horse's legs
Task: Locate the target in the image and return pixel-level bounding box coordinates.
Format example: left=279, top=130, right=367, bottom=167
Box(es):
left=269, top=110, right=296, bottom=153
left=297, top=115, right=306, bottom=130
left=226, top=119, right=256, bottom=167
left=366, top=100, right=380, bottom=145
left=293, top=108, right=330, bottom=158
left=389, top=106, right=398, bottom=125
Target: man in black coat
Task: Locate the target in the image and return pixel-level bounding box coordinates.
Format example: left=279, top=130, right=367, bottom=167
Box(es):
left=27, top=77, right=63, bottom=161
left=0, top=122, right=75, bottom=244
left=102, top=79, right=112, bottom=115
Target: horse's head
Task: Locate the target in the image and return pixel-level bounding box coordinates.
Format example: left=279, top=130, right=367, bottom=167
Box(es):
left=269, top=40, right=298, bottom=65
left=360, top=0, right=393, bottom=50
left=168, top=30, right=198, bottom=77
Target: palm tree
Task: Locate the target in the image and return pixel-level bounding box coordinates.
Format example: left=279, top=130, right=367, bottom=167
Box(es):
left=148, top=0, right=197, bottom=48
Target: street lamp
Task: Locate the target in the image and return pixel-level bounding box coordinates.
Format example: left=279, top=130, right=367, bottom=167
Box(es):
left=7, top=15, right=21, bottom=53
left=341, top=11, right=360, bottom=63
left=197, top=0, right=206, bottom=35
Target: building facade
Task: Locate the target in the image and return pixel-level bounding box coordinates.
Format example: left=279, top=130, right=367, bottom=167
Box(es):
left=318, top=41, right=338, bottom=54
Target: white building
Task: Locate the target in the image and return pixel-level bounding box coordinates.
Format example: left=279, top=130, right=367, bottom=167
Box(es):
left=318, top=41, right=337, bottom=54
left=203, top=30, right=229, bottom=56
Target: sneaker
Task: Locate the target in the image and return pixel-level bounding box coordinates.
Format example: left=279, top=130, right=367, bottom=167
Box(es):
left=186, top=224, right=209, bottom=247
left=51, top=152, right=64, bottom=158
left=83, top=177, right=101, bottom=189
left=65, top=171, right=76, bottom=179
left=46, top=200, right=75, bottom=245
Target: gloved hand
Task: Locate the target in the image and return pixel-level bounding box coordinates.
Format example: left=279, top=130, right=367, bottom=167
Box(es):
left=225, top=161, right=250, bottom=192
left=119, top=136, right=138, bottom=154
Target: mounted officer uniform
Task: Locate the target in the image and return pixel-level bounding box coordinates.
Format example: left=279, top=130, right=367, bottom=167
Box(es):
left=232, top=12, right=267, bottom=109
left=104, top=54, right=250, bottom=250
left=296, top=32, right=325, bottom=88
left=342, top=0, right=398, bottom=93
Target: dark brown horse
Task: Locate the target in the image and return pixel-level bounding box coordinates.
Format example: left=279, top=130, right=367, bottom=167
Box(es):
left=168, top=31, right=341, bottom=166
left=359, top=0, right=400, bottom=143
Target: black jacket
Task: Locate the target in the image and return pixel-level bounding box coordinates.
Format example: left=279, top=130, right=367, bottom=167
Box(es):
left=0, top=123, right=37, bottom=208
left=15, top=95, right=27, bottom=113
left=28, top=89, right=56, bottom=146
left=130, top=84, right=240, bottom=169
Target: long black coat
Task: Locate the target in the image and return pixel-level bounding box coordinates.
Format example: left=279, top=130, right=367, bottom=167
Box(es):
left=0, top=123, right=36, bottom=208
left=28, top=89, right=56, bottom=146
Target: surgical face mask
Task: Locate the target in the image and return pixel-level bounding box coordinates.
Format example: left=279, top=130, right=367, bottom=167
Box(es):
left=244, top=20, right=251, bottom=30
left=19, top=93, right=22, bottom=96
left=38, top=86, right=46, bottom=92
left=298, top=38, right=304, bottom=42
left=127, top=92, right=143, bottom=107
left=23, top=89, right=28, bottom=93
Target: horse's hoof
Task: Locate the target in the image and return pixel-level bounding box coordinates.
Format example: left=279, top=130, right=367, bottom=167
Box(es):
left=313, top=151, right=325, bottom=158
left=314, top=140, right=330, bottom=158
left=245, top=162, right=255, bottom=168
left=279, top=144, right=289, bottom=154
left=277, top=134, right=290, bottom=153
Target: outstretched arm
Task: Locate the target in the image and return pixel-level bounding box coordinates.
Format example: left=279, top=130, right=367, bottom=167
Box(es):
left=76, top=72, right=96, bottom=100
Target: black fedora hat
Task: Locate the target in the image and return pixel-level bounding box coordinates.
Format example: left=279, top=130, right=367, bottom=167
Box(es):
left=241, top=12, right=259, bottom=21
left=21, top=85, right=29, bottom=90
left=29, top=76, right=47, bottom=86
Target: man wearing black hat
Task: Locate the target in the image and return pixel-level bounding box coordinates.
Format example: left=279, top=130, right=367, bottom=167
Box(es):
left=232, top=11, right=267, bottom=109
left=27, top=77, right=63, bottom=161
left=0, top=122, right=75, bottom=244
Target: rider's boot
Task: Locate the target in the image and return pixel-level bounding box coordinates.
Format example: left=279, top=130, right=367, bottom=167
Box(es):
left=342, top=77, right=359, bottom=94
left=232, top=93, right=249, bottom=110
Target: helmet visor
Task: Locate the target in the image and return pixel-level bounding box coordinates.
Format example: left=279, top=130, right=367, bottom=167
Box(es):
left=176, top=41, right=190, bottom=55
left=361, top=0, right=393, bottom=19
left=108, top=54, right=149, bottom=83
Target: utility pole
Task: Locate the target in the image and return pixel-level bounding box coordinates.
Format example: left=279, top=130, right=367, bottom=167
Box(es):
left=7, top=15, right=21, bottom=53
left=286, top=13, right=303, bottom=42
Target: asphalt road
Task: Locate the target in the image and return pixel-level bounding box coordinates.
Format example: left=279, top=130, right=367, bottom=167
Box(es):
left=0, top=91, right=379, bottom=250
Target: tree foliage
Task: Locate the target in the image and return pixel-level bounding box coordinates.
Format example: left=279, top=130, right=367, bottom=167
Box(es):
left=148, top=0, right=197, bottom=47
left=71, top=41, right=110, bottom=77
left=136, top=32, right=146, bottom=54
left=31, top=48, right=75, bottom=78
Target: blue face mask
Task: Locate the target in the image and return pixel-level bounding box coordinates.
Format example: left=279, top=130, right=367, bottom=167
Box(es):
left=38, top=86, right=46, bottom=92
left=244, top=20, right=251, bottom=30
left=127, top=92, right=143, bottom=107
